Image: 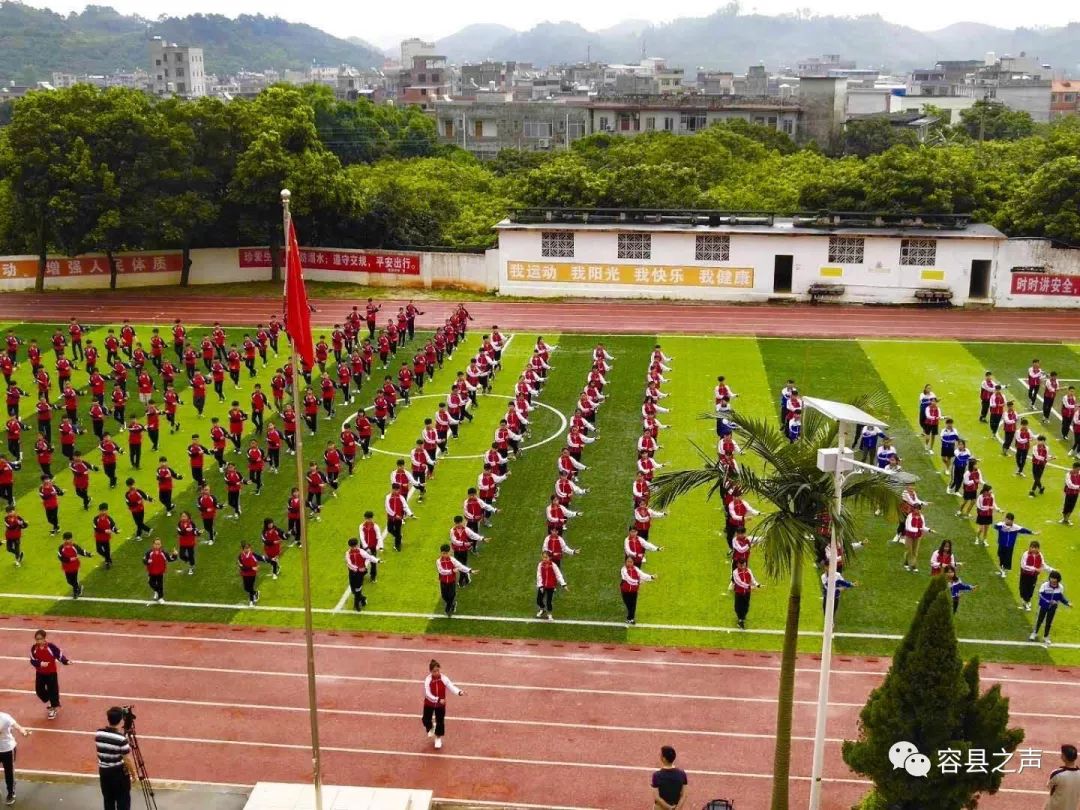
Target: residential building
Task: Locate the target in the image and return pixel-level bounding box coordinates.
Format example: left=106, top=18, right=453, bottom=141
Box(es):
left=588, top=94, right=803, bottom=139
left=795, top=77, right=847, bottom=149
left=401, top=38, right=436, bottom=68
left=1051, top=79, right=1080, bottom=119
left=461, top=61, right=518, bottom=93
left=797, top=54, right=856, bottom=77
left=399, top=54, right=450, bottom=110
left=148, top=38, right=207, bottom=98
left=696, top=70, right=735, bottom=95
left=435, top=99, right=590, bottom=158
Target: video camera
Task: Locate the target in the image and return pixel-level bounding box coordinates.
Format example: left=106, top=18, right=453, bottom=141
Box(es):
left=119, top=704, right=136, bottom=734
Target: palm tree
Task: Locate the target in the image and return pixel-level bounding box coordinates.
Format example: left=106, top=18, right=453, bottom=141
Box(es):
left=651, top=397, right=901, bottom=810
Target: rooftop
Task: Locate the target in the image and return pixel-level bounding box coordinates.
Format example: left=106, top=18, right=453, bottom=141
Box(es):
left=496, top=208, right=1004, bottom=239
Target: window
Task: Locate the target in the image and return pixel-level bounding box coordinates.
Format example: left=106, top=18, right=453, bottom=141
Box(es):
left=695, top=234, right=730, bottom=262
left=523, top=121, right=552, bottom=138
left=680, top=113, right=706, bottom=132
left=599, top=116, right=610, bottom=131
left=541, top=231, right=574, bottom=258
left=176, top=68, right=185, bottom=77
left=431, top=73, right=440, bottom=83
left=417, top=73, right=426, bottom=83
left=663, top=116, right=674, bottom=131
left=618, top=233, right=651, bottom=260
left=1067, top=93, right=1076, bottom=102
left=828, top=236, right=865, bottom=264
left=163, top=68, right=169, bottom=78
left=767, top=116, right=777, bottom=126
left=645, top=117, right=656, bottom=131
left=900, top=238, right=937, bottom=266
left=177, top=82, right=186, bottom=93
left=155, top=59, right=161, bottom=66
left=782, top=120, right=794, bottom=135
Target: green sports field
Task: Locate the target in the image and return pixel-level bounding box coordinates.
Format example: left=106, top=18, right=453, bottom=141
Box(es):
left=2, top=319, right=1079, bottom=665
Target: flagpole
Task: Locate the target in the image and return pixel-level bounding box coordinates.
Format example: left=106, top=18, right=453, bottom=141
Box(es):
left=281, top=188, right=324, bottom=810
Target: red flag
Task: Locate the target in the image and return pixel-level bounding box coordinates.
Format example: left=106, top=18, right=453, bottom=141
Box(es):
left=283, top=219, right=315, bottom=366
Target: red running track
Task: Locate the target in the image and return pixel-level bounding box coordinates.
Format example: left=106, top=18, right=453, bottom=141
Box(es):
left=2, top=291, right=1080, bottom=340
left=0, top=615, right=1075, bottom=809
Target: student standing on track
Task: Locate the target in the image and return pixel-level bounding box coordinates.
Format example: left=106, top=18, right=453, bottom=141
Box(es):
left=30, top=629, right=70, bottom=720
left=0, top=708, right=31, bottom=806
left=422, top=658, right=466, bottom=750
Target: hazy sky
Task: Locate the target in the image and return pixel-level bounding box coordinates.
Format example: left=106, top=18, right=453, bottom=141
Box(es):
left=22, top=0, right=1079, bottom=50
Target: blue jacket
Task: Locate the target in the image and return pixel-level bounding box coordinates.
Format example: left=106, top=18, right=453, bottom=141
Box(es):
left=1038, top=582, right=1071, bottom=611
left=994, top=523, right=1034, bottom=551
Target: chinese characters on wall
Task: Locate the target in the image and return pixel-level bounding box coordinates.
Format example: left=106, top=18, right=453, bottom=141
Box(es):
left=238, top=248, right=421, bottom=275
left=0, top=253, right=181, bottom=280
left=1011, top=272, right=1079, bottom=296
left=505, top=261, right=755, bottom=289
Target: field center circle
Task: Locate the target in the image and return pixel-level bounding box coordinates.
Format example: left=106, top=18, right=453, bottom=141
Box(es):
left=340, top=393, right=568, bottom=460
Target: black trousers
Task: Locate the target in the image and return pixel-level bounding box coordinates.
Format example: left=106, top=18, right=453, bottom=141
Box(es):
left=1015, top=447, right=1028, bottom=472
left=997, top=545, right=1014, bottom=570
left=1044, top=396, right=1056, bottom=420
left=131, top=510, right=149, bottom=536
left=1019, top=572, right=1038, bottom=603
left=95, top=541, right=112, bottom=565
left=349, top=570, right=367, bottom=610
left=45, top=507, right=59, bottom=531
left=1035, top=605, right=1058, bottom=636
left=148, top=573, right=164, bottom=599
left=65, top=570, right=82, bottom=596
left=1001, top=431, right=1014, bottom=452
left=979, top=399, right=990, bottom=421
left=387, top=518, right=403, bottom=550
left=227, top=491, right=240, bottom=514
left=203, top=518, right=215, bottom=541
left=1065, top=493, right=1078, bottom=517
left=734, top=591, right=751, bottom=622
left=422, top=703, right=446, bottom=737
left=35, top=672, right=60, bottom=708
left=440, top=582, right=457, bottom=615
left=160, top=490, right=173, bottom=513
left=1031, top=464, right=1045, bottom=491
left=0, top=747, right=13, bottom=796
left=454, top=550, right=470, bottom=585
left=536, top=587, right=555, bottom=612
left=989, top=413, right=1002, bottom=434
left=621, top=589, right=638, bottom=621
left=179, top=545, right=195, bottom=567
left=99, top=766, right=131, bottom=810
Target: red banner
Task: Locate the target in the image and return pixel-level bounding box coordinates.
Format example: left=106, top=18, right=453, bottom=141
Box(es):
left=0, top=253, right=181, bottom=280
left=1011, top=272, right=1080, bottom=296
left=238, top=247, right=420, bottom=275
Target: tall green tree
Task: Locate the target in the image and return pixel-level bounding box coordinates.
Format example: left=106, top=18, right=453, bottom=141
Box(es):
left=996, top=155, right=1080, bottom=243
left=843, top=117, right=920, bottom=158
left=652, top=400, right=900, bottom=810
left=842, top=578, right=1023, bottom=809
left=956, top=100, right=1036, bottom=142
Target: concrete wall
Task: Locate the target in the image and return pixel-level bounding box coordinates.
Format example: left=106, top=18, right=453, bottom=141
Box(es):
left=992, top=238, right=1080, bottom=308
left=497, top=226, right=995, bottom=304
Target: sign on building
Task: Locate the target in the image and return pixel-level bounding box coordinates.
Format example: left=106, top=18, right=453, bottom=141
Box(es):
left=1010, top=272, right=1079, bottom=296
left=239, top=248, right=421, bottom=276
left=0, top=253, right=181, bottom=280
left=505, top=261, right=755, bottom=289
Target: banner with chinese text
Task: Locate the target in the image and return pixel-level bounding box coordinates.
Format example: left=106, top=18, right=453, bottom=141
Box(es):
left=0, top=253, right=182, bottom=280
left=1010, top=273, right=1080, bottom=297
left=505, top=261, right=755, bottom=289
left=238, top=248, right=420, bottom=276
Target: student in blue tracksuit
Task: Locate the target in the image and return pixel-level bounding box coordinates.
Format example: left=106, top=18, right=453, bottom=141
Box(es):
left=858, top=425, right=886, bottom=463
left=944, top=565, right=976, bottom=614
left=949, top=440, right=972, bottom=494
left=875, top=438, right=899, bottom=469
left=821, top=571, right=856, bottom=617
left=778, top=380, right=795, bottom=425
left=993, top=513, right=1036, bottom=579
left=1030, top=571, right=1071, bottom=645
left=786, top=415, right=801, bottom=443
left=939, top=419, right=960, bottom=477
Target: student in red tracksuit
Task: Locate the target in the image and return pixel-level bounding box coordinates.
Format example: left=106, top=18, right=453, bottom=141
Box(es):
left=39, top=475, right=64, bottom=535
left=247, top=441, right=265, bottom=495
left=124, top=478, right=153, bottom=539
left=223, top=463, right=245, bottom=518
left=197, top=485, right=222, bottom=544
left=346, top=536, right=381, bottom=611
left=422, top=658, right=466, bottom=750
left=56, top=532, right=92, bottom=599
left=306, top=464, right=327, bottom=519
left=729, top=558, right=761, bottom=629
left=4, top=505, right=27, bottom=566
left=620, top=555, right=656, bottom=625
left=385, top=482, right=415, bottom=551
left=143, top=537, right=179, bottom=603
left=450, top=515, right=486, bottom=584
left=92, top=503, right=118, bottom=569
left=155, top=458, right=183, bottom=517
left=261, top=518, right=286, bottom=578
left=535, top=549, right=568, bottom=620
left=30, top=629, right=70, bottom=720
left=287, top=488, right=302, bottom=545
left=437, top=544, right=473, bottom=618
left=237, top=541, right=266, bottom=606
left=176, top=511, right=200, bottom=574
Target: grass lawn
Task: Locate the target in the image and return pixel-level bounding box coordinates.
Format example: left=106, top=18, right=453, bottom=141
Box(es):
left=2, top=319, right=1079, bottom=665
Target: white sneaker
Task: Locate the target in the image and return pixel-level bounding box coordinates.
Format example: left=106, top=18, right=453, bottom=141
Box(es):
left=427, top=728, right=435, bottom=739
left=535, top=609, right=544, bottom=618
left=1028, top=631, right=1037, bottom=641
left=1045, top=637, right=1053, bottom=646
left=434, top=737, right=443, bottom=749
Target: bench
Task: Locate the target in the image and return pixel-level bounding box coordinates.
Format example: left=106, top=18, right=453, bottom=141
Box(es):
left=914, top=287, right=953, bottom=306
left=807, top=282, right=846, bottom=303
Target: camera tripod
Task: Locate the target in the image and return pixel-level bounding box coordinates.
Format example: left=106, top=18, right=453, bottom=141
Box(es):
left=123, top=709, right=157, bottom=810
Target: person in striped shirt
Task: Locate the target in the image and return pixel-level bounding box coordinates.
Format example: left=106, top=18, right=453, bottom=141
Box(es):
left=95, top=706, right=134, bottom=808
left=422, top=659, right=466, bottom=750
left=1030, top=571, right=1072, bottom=646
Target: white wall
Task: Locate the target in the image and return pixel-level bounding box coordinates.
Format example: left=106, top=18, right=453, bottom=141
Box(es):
left=992, top=238, right=1080, bottom=308
left=497, top=227, right=996, bottom=304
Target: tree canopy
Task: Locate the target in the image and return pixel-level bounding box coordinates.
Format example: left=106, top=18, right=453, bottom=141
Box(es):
left=1, top=85, right=1078, bottom=273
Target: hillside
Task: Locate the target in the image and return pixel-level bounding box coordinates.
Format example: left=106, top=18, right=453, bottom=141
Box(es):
left=0, top=1, right=384, bottom=83
left=436, top=9, right=1080, bottom=73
